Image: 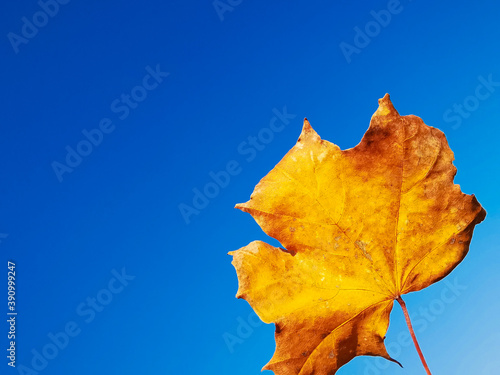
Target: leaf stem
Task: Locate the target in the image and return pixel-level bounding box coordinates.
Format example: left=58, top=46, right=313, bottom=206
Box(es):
left=396, top=296, right=432, bottom=375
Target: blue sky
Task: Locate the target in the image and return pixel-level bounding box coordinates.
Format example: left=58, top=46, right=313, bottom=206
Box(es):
left=1, top=0, right=499, bottom=374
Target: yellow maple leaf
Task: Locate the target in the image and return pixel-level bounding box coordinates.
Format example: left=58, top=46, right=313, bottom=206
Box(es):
left=229, top=94, right=486, bottom=374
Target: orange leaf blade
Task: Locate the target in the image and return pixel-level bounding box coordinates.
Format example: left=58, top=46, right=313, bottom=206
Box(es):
left=230, top=94, right=486, bottom=374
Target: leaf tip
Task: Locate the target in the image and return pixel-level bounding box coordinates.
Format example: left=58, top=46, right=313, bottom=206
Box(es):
left=298, top=118, right=320, bottom=143
left=375, top=93, right=399, bottom=118
left=303, top=117, right=312, bottom=130
left=235, top=291, right=247, bottom=299
left=234, top=202, right=247, bottom=211
left=390, top=357, right=403, bottom=368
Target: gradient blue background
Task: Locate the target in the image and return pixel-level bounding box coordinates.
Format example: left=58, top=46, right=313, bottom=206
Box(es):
left=1, top=0, right=499, bottom=374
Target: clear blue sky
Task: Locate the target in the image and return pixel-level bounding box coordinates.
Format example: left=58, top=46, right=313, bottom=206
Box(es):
left=1, top=0, right=499, bottom=374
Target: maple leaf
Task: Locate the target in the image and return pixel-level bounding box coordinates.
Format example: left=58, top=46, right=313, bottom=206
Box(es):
left=229, top=94, right=486, bottom=374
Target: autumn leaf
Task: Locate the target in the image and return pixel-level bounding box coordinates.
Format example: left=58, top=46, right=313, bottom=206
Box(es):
left=229, top=94, right=486, bottom=374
